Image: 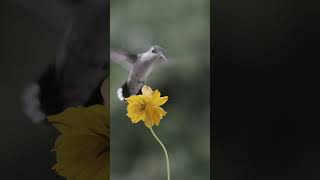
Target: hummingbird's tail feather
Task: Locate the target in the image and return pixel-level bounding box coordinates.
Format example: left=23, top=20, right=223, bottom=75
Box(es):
left=117, top=82, right=130, bottom=101
left=21, top=65, right=63, bottom=124
left=117, top=82, right=142, bottom=101
left=21, top=83, right=47, bottom=124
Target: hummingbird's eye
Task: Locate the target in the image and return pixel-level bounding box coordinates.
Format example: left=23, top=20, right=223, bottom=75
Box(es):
left=151, top=48, right=157, bottom=53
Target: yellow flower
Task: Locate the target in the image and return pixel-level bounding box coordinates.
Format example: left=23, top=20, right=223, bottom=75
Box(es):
left=126, top=85, right=168, bottom=128
left=48, top=105, right=109, bottom=180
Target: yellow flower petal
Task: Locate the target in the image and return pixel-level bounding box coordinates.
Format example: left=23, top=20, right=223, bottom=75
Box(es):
left=127, top=100, right=146, bottom=123
left=145, top=103, right=160, bottom=126
left=141, top=85, right=153, bottom=97
left=48, top=105, right=109, bottom=180
left=154, top=106, right=167, bottom=125
left=126, top=95, right=144, bottom=104
left=143, top=116, right=153, bottom=128
left=151, top=90, right=168, bottom=106
left=48, top=105, right=107, bottom=136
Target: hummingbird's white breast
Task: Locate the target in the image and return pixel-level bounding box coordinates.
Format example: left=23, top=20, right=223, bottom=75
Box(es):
left=127, top=52, right=159, bottom=94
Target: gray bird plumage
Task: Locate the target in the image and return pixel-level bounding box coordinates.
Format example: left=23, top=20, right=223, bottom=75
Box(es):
left=111, top=46, right=169, bottom=101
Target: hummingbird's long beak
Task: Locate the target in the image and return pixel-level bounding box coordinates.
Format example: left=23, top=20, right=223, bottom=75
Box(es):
left=160, top=52, right=169, bottom=62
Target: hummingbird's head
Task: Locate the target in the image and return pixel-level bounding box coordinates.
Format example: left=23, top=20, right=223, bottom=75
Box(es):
left=144, top=45, right=169, bottom=63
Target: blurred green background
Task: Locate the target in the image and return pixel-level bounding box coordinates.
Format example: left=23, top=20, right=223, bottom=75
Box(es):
left=110, top=0, right=210, bottom=180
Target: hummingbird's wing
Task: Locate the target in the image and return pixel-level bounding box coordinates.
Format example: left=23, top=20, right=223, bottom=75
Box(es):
left=21, top=0, right=109, bottom=124
left=110, top=49, right=138, bottom=71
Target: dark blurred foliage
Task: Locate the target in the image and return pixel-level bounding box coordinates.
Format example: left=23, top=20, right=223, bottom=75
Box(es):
left=110, top=0, right=210, bottom=180
left=0, top=0, right=108, bottom=179
left=0, top=1, right=63, bottom=179
left=214, top=0, right=320, bottom=179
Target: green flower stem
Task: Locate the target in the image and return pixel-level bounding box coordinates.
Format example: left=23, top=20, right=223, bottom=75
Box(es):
left=149, top=127, right=171, bottom=180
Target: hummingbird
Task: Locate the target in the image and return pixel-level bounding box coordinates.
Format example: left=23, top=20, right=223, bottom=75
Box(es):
left=111, top=46, right=169, bottom=101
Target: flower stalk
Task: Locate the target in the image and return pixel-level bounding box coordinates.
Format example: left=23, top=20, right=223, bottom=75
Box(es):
left=125, top=85, right=171, bottom=179
left=149, top=127, right=170, bottom=180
